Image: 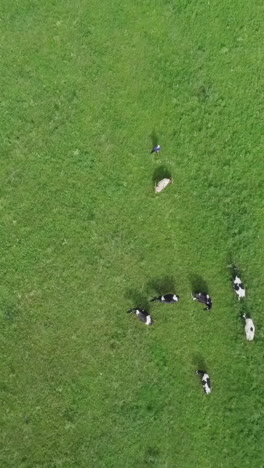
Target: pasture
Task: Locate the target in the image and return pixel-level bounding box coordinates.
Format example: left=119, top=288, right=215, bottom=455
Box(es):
left=1, top=0, right=264, bottom=466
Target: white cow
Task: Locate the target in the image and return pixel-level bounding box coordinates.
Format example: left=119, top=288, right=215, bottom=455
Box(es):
left=155, top=178, right=172, bottom=193
left=242, top=313, right=255, bottom=341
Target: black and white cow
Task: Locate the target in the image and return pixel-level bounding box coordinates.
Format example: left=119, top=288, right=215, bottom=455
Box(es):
left=233, top=275, right=246, bottom=300
left=192, top=292, right=212, bottom=310
left=150, top=294, right=180, bottom=304
left=242, top=313, right=255, bottom=341
left=196, top=370, right=211, bottom=394
left=127, top=308, right=153, bottom=325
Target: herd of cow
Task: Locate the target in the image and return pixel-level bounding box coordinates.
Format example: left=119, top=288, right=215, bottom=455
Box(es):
left=127, top=270, right=254, bottom=394
left=126, top=144, right=254, bottom=394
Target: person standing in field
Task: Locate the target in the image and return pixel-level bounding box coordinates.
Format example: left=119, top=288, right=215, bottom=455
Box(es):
left=151, top=144, right=161, bottom=154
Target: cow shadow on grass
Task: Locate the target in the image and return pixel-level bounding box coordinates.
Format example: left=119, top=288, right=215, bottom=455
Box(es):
left=192, top=352, right=207, bottom=372
left=239, top=301, right=251, bottom=319
left=196, top=85, right=210, bottom=103
left=189, top=274, right=209, bottom=294
left=125, top=288, right=150, bottom=311
left=152, top=166, right=172, bottom=185
left=146, top=275, right=176, bottom=297
left=226, top=252, right=246, bottom=281
left=226, top=253, right=240, bottom=278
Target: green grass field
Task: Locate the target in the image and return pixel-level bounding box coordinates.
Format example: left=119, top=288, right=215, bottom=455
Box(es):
left=1, top=0, right=264, bottom=466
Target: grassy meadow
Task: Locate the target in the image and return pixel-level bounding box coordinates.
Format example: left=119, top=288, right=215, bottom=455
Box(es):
left=1, top=0, right=264, bottom=466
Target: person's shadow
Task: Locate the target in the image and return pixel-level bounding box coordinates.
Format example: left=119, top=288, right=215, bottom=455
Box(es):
left=150, top=129, right=159, bottom=148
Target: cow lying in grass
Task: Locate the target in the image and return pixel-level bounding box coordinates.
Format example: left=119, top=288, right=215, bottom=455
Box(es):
left=127, top=308, right=153, bottom=325
left=155, top=178, right=172, bottom=193
left=196, top=370, right=211, bottom=394
left=192, top=292, right=212, bottom=310
left=233, top=275, right=246, bottom=300
left=150, top=294, right=180, bottom=304
left=242, top=313, right=255, bottom=341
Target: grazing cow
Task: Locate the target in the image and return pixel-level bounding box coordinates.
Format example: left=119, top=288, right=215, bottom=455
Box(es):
left=151, top=144, right=161, bottom=154
left=242, top=313, right=255, bottom=341
left=233, top=275, right=246, bottom=300
left=127, top=308, right=153, bottom=325
left=192, top=292, right=212, bottom=310
left=196, top=370, right=211, bottom=394
left=155, top=178, right=172, bottom=193
left=150, top=294, right=180, bottom=304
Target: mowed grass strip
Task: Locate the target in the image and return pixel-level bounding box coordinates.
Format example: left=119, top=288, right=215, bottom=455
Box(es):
left=1, top=0, right=264, bottom=467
